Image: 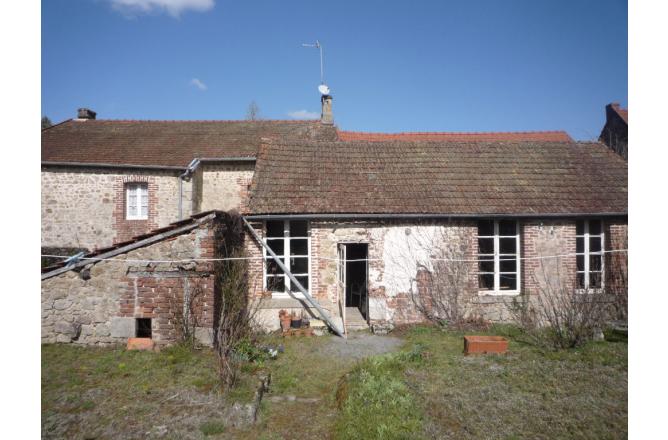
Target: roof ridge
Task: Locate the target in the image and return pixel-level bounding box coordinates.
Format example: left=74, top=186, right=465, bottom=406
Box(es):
left=77, top=119, right=321, bottom=124
left=337, top=129, right=569, bottom=135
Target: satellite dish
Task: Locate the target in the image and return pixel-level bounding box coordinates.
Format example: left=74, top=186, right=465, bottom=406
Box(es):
left=318, top=84, right=330, bottom=95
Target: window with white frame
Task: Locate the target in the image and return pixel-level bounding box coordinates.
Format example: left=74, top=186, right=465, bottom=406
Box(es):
left=576, top=219, right=604, bottom=290
left=126, top=183, right=148, bottom=220
left=264, top=220, right=310, bottom=295
left=477, top=219, right=520, bottom=293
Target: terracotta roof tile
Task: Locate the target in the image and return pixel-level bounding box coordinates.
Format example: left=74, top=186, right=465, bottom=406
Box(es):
left=42, top=119, right=338, bottom=168
left=248, top=140, right=627, bottom=216
left=337, top=130, right=573, bottom=142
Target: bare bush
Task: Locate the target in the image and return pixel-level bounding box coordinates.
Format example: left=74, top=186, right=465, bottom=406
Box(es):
left=606, top=243, right=628, bottom=323
left=213, top=213, right=263, bottom=390
left=167, top=278, right=205, bottom=347
left=507, top=259, right=611, bottom=349
left=385, top=224, right=473, bottom=328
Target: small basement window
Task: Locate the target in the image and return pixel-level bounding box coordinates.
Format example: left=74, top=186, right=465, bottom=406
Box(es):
left=136, top=318, right=152, bottom=338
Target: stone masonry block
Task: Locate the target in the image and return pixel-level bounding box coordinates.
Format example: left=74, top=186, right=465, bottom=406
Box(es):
left=110, top=317, right=135, bottom=338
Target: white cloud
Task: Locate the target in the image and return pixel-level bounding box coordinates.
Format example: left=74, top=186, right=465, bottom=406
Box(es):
left=108, top=0, right=215, bottom=18
left=288, top=110, right=319, bottom=120
left=190, top=78, right=207, bottom=90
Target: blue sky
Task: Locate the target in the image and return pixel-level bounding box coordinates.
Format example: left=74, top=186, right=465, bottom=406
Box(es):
left=42, top=0, right=627, bottom=140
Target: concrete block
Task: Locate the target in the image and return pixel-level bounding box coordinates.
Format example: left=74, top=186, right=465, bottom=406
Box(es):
left=110, top=317, right=135, bottom=338
left=195, top=327, right=213, bottom=346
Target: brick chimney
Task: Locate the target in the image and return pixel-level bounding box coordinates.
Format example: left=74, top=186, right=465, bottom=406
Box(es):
left=77, top=108, right=97, bottom=120
left=321, top=95, right=333, bottom=125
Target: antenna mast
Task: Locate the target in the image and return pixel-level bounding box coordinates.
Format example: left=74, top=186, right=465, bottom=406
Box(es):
left=301, top=40, right=324, bottom=85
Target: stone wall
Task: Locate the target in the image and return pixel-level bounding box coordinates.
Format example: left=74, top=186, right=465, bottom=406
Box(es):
left=41, top=166, right=193, bottom=250
left=200, top=163, right=254, bottom=213
left=41, top=218, right=219, bottom=346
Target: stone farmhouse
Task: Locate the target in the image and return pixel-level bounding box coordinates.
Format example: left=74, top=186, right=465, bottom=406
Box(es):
left=41, top=98, right=628, bottom=344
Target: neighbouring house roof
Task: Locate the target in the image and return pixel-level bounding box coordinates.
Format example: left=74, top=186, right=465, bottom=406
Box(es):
left=609, top=103, right=628, bottom=124
left=247, top=139, right=627, bottom=216
left=337, top=130, right=573, bottom=142
left=41, top=119, right=338, bottom=168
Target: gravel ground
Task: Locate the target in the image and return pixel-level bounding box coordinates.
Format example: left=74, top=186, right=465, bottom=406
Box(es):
left=315, top=332, right=404, bottom=360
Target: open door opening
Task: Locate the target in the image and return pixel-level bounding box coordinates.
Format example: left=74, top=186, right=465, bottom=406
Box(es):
left=343, top=244, right=369, bottom=321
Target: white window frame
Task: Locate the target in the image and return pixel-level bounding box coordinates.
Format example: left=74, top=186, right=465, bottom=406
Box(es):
left=126, top=183, right=148, bottom=220
left=576, top=220, right=605, bottom=292
left=262, top=220, right=311, bottom=298
left=477, top=220, right=521, bottom=296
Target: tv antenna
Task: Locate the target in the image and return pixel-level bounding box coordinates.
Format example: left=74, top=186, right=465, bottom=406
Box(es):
left=302, top=40, right=330, bottom=95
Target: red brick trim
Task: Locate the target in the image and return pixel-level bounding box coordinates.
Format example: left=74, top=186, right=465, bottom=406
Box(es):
left=112, top=176, right=159, bottom=243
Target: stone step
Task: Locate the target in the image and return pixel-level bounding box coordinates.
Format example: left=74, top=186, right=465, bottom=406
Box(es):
left=345, top=307, right=369, bottom=330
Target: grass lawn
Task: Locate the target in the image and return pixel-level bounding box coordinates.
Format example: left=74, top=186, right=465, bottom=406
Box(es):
left=42, top=326, right=627, bottom=439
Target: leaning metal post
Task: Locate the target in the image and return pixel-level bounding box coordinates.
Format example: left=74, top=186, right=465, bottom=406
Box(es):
left=242, top=217, right=345, bottom=338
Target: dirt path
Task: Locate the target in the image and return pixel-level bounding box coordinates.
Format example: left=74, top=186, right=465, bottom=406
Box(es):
left=314, top=332, right=404, bottom=360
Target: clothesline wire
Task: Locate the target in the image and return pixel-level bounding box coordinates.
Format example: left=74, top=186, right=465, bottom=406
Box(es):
left=42, top=248, right=628, bottom=266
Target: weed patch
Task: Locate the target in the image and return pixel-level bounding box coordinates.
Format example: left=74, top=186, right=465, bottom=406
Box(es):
left=334, top=346, right=426, bottom=440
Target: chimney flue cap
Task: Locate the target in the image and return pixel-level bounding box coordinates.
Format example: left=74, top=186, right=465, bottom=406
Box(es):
left=77, top=108, right=97, bottom=120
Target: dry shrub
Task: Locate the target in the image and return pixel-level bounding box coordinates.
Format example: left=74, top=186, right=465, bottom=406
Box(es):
left=213, top=212, right=262, bottom=390
left=392, top=224, right=473, bottom=328
left=168, top=279, right=205, bottom=347
left=507, top=260, right=611, bottom=349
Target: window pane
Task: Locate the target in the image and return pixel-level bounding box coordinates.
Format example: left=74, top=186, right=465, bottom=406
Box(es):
left=576, top=237, right=584, bottom=253
left=499, top=238, right=516, bottom=254
left=478, top=220, right=494, bottom=236
left=266, top=275, right=285, bottom=292
left=590, top=254, right=602, bottom=271
left=267, top=239, right=284, bottom=255
left=140, top=205, right=148, bottom=217
left=290, top=257, right=309, bottom=274
left=498, top=220, right=516, bottom=236
left=590, top=272, right=602, bottom=288
left=128, top=205, right=137, bottom=216
left=290, top=221, right=308, bottom=237
left=479, top=274, right=494, bottom=290
left=293, top=276, right=309, bottom=290
left=266, top=221, right=284, bottom=238
left=589, top=220, right=602, bottom=236
left=576, top=220, right=585, bottom=235
left=577, top=273, right=585, bottom=289
left=478, top=259, right=494, bottom=273
left=478, top=238, right=494, bottom=254
left=500, top=259, right=516, bottom=273
left=266, top=258, right=285, bottom=275
left=290, top=239, right=308, bottom=256
left=590, top=236, right=602, bottom=253
left=577, top=255, right=584, bottom=271
left=499, top=273, right=517, bottom=290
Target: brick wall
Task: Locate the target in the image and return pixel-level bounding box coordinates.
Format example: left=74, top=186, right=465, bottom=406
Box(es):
left=244, top=217, right=628, bottom=330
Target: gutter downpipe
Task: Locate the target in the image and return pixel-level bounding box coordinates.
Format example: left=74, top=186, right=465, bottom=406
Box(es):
left=242, top=217, right=346, bottom=338
left=179, top=159, right=201, bottom=220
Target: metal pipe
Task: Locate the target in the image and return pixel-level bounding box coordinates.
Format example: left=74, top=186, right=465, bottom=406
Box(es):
left=242, top=217, right=345, bottom=338
left=178, top=159, right=201, bottom=220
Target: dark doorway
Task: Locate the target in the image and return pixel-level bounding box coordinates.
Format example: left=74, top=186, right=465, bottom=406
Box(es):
left=344, top=244, right=369, bottom=320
